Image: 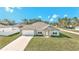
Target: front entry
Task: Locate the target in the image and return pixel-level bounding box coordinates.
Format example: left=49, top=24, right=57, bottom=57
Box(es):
left=45, top=31, right=49, bottom=36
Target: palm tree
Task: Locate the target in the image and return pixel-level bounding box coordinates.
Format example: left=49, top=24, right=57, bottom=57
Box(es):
left=72, top=17, right=79, bottom=26
left=58, top=17, right=67, bottom=27
left=58, top=17, right=72, bottom=27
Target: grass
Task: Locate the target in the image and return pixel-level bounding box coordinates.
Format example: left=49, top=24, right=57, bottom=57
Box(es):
left=0, top=32, right=21, bottom=49
left=61, top=27, right=79, bottom=33
left=67, top=29, right=79, bottom=32
left=24, top=32, right=79, bottom=51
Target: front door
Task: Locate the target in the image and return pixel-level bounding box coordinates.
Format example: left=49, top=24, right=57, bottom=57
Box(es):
left=46, top=31, right=49, bottom=36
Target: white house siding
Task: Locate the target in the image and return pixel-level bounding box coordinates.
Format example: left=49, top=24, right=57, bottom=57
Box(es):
left=22, top=30, right=60, bottom=36
left=0, top=27, right=20, bottom=36
left=42, top=31, right=46, bottom=36
left=35, top=30, right=60, bottom=36
left=49, top=30, right=60, bottom=36
left=75, top=26, right=79, bottom=31
left=35, top=30, right=44, bottom=36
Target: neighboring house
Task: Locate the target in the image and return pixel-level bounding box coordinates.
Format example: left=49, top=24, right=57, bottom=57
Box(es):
left=22, top=22, right=60, bottom=36
left=0, top=21, right=9, bottom=25
left=66, top=25, right=74, bottom=29
left=75, top=26, right=79, bottom=31
left=0, top=24, right=6, bottom=28
left=13, top=23, right=25, bottom=28
left=0, top=26, right=20, bottom=36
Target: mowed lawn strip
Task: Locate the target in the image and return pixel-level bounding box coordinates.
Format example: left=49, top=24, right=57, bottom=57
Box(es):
left=0, top=32, right=21, bottom=49
left=25, top=32, right=79, bottom=51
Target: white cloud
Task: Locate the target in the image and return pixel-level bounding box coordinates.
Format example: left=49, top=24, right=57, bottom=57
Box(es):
left=48, top=16, right=50, bottom=19
left=10, top=9, right=13, bottom=13
left=5, top=7, right=10, bottom=12
left=5, top=7, right=14, bottom=13
left=49, top=18, right=54, bottom=22
left=52, top=14, right=58, bottom=18
left=64, top=14, right=68, bottom=17
left=38, top=16, right=42, bottom=18
left=49, top=14, right=59, bottom=22
left=5, top=7, right=22, bottom=13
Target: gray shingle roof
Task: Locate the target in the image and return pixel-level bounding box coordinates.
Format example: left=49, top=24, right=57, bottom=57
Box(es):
left=22, top=22, right=58, bottom=31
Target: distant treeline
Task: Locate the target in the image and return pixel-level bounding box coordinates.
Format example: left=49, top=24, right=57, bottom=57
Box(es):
left=21, top=18, right=49, bottom=24
left=0, top=19, right=16, bottom=25
left=0, top=17, right=79, bottom=28
left=58, top=17, right=79, bottom=27
left=21, top=17, right=79, bottom=27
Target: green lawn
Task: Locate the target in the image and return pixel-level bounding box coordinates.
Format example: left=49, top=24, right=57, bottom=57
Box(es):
left=61, top=28, right=79, bottom=33
left=67, top=29, right=79, bottom=32
left=0, top=32, right=21, bottom=49
left=25, top=32, right=79, bottom=51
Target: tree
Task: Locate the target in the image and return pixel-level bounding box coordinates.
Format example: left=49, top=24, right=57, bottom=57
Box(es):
left=58, top=17, right=72, bottom=27
left=1, top=19, right=16, bottom=25
left=72, top=17, right=79, bottom=26
left=58, top=17, right=67, bottom=27
left=9, top=20, right=16, bottom=25
left=21, top=18, right=43, bottom=24
left=21, top=19, right=29, bottom=24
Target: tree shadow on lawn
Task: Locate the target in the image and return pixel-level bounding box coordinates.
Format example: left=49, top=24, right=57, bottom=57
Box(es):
left=34, top=33, right=71, bottom=38
left=0, top=32, right=21, bottom=37
left=51, top=33, right=71, bottom=38
left=6, top=32, right=21, bottom=37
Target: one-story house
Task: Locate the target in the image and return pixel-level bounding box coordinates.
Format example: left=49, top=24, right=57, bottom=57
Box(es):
left=0, top=24, right=6, bottom=27
left=0, top=26, right=20, bottom=36
left=22, top=22, right=60, bottom=36
left=66, top=25, right=74, bottom=29
left=75, top=26, right=79, bottom=31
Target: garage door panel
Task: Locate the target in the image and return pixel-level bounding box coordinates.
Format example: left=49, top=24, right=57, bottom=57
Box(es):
left=22, top=30, right=34, bottom=36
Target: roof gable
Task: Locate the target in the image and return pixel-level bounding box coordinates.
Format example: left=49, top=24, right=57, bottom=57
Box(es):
left=22, top=22, right=48, bottom=30
left=43, top=25, right=57, bottom=31
left=22, top=22, right=59, bottom=31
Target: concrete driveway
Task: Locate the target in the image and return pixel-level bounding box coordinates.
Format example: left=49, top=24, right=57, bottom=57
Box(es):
left=1, top=36, right=33, bottom=51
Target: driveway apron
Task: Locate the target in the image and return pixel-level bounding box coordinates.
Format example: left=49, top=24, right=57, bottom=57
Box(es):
left=1, top=36, right=33, bottom=51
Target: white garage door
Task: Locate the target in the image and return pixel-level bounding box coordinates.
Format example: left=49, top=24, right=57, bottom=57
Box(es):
left=22, top=30, right=34, bottom=36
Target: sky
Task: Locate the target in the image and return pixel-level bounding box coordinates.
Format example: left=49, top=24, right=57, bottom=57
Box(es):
left=0, top=7, right=79, bottom=23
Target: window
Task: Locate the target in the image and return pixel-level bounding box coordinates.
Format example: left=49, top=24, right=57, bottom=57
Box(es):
left=53, top=32, right=57, bottom=34
left=38, top=32, right=42, bottom=34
